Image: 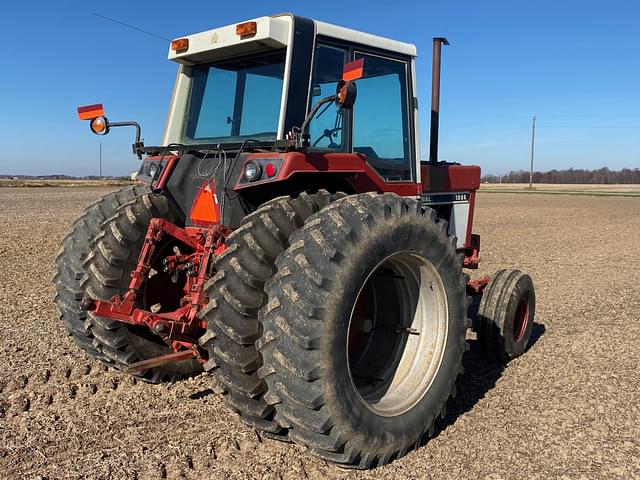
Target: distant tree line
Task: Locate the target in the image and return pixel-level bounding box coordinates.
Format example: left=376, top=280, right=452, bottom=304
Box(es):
left=482, top=167, right=640, bottom=184
left=1, top=174, right=130, bottom=180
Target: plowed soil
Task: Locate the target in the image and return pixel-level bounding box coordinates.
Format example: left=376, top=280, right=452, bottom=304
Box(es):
left=1, top=187, right=638, bottom=479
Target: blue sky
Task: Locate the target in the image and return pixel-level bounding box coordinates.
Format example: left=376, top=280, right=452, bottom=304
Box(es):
left=1, top=0, right=639, bottom=176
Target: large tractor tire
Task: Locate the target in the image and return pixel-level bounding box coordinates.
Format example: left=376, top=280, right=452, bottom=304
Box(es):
left=476, top=269, right=535, bottom=364
left=198, top=191, right=340, bottom=435
left=54, top=185, right=151, bottom=364
left=257, top=193, right=468, bottom=468
left=55, top=186, right=201, bottom=382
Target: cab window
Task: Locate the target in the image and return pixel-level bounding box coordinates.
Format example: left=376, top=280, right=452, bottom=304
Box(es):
left=352, top=53, right=412, bottom=181
left=307, top=44, right=348, bottom=150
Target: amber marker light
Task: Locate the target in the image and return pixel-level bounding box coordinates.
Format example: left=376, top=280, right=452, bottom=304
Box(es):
left=236, top=21, right=257, bottom=38
left=90, top=116, right=109, bottom=135
left=171, top=38, right=189, bottom=53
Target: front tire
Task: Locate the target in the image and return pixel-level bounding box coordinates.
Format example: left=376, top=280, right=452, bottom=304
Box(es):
left=476, top=269, right=535, bottom=363
left=257, top=193, right=468, bottom=468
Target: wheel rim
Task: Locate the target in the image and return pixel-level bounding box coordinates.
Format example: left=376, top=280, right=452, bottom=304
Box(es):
left=346, top=251, right=449, bottom=417
left=512, top=298, right=529, bottom=342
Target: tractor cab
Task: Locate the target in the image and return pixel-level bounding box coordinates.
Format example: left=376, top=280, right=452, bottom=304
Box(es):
left=163, top=14, right=419, bottom=183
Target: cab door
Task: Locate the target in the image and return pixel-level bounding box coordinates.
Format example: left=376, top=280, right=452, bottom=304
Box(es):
left=351, top=52, right=414, bottom=182
left=307, top=41, right=416, bottom=183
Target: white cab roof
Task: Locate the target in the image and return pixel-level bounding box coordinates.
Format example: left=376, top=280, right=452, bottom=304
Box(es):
left=168, top=14, right=417, bottom=64
left=314, top=20, right=416, bottom=57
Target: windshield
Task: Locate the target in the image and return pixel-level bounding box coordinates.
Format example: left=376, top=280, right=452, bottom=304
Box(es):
left=182, top=49, right=286, bottom=144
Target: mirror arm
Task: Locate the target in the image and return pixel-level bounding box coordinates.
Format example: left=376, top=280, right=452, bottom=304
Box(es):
left=300, top=94, right=337, bottom=138
left=106, top=120, right=145, bottom=159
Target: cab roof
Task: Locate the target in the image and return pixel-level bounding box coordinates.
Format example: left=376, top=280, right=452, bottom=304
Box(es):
left=168, top=13, right=417, bottom=64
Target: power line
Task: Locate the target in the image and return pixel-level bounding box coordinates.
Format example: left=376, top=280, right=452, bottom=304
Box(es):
left=536, top=125, right=640, bottom=129
left=446, top=114, right=640, bottom=131
left=92, top=13, right=171, bottom=42
left=445, top=117, right=531, bottom=129
left=532, top=113, right=640, bottom=118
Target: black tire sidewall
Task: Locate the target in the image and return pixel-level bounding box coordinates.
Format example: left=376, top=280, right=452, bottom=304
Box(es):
left=498, top=275, right=536, bottom=360
left=319, top=213, right=465, bottom=453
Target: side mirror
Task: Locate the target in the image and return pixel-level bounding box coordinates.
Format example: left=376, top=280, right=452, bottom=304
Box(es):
left=335, top=80, right=357, bottom=109
left=77, top=104, right=145, bottom=159
left=90, top=116, right=110, bottom=135
left=295, top=77, right=358, bottom=148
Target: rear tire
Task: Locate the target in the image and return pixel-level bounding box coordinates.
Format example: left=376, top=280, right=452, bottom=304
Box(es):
left=80, top=189, right=201, bottom=382
left=199, top=191, right=340, bottom=434
left=476, top=269, right=535, bottom=363
left=257, top=193, right=468, bottom=468
left=54, top=185, right=151, bottom=365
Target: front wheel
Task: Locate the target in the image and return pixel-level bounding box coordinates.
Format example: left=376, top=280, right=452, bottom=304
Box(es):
left=257, top=193, right=468, bottom=468
left=476, top=269, right=536, bottom=363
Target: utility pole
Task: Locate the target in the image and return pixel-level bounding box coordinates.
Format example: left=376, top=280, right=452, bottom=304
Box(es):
left=99, top=141, right=102, bottom=178
left=529, top=115, right=536, bottom=189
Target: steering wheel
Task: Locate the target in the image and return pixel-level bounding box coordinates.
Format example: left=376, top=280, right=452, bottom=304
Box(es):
left=313, top=128, right=341, bottom=148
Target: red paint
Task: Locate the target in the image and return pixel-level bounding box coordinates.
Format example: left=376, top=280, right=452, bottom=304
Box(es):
left=465, top=191, right=477, bottom=248
left=513, top=299, right=530, bottom=342
left=235, top=151, right=421, bottom=196
left=466, top=275, right=491, bottom=295
left=420, top=163, right=481, bottom=193
left=152, top=155, right=179, bottom=189
left=462, top=233, right=480, bottom=269
left=235, top=153, right=480, bottom=200
left=420, top=163, right=480, bottom=250
left=81, top=218, right=231, bottom=357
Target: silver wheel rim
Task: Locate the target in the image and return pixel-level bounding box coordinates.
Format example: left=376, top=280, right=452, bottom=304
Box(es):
left=346, top=251, right=449, bottom=417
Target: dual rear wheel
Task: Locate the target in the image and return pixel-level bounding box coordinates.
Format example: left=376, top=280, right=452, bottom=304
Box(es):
left=255, top=193, right=468, bottom=467
left=210, top=192, right=535, bottom=467
left=54, top=185, right=201, bottom=382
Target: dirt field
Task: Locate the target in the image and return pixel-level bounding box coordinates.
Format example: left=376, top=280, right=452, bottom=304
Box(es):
left=1, top=187, right=639, bottom=479
left=480, top=183, right=640, bottom=197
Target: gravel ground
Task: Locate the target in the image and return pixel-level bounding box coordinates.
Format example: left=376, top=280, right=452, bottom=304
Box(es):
left=0, top=187, right=638, bottom=479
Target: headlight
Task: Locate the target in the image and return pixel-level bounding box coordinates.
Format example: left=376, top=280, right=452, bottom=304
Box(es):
left=243, top=160, right=262, bottom=181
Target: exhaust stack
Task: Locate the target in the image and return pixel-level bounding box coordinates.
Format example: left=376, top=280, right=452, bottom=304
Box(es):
left=429, top=37, right=449, bottom=164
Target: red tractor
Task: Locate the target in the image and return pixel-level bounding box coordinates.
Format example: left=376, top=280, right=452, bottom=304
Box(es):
left=55, top=14, right=536, bottom=468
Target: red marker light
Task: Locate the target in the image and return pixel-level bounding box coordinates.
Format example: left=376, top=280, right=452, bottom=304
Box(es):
left=265, top=163, right=277, bottom=178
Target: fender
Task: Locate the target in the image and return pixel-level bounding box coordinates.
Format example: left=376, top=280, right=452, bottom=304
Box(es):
left=234, top=151, right=422, bottom=196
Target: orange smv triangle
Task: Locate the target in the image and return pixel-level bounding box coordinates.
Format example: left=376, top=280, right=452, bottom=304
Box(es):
left=189, top=181, right=220, bottom=226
